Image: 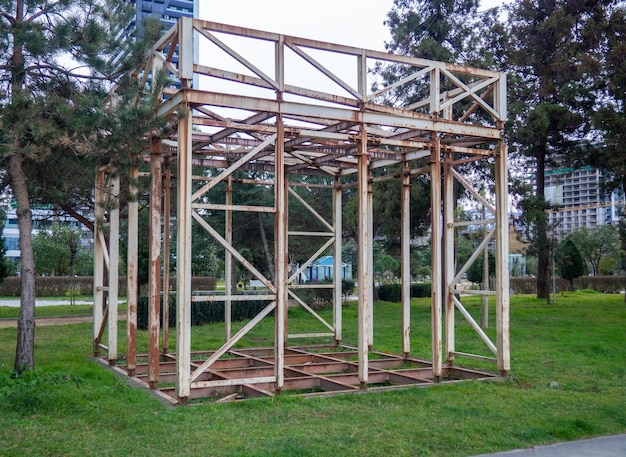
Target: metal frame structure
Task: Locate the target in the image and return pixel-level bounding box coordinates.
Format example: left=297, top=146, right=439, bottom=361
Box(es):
left=94, top=18, right=510, bottom=404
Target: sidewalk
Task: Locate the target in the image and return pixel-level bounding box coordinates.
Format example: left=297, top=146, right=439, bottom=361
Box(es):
left=0, top=299, right=93, bottom=307
left=472, top=434, right=626, bottom=457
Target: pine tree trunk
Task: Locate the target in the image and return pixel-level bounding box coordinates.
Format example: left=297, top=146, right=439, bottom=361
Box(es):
left=8, top=152, right=36, bottom=372
left=536, top=151, right=550, bottom=301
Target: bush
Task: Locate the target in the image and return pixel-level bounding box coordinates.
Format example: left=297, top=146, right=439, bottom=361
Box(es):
left=509, top=276, right=625, bottom=294
left=0, top=275, right=217, bottom=297
left=376, top=282, right=432, bottom=302
left=137, top=295, right=271, bottom=330
left=377, top=283, right=402, bottom=302
left=411, top=282, right=432, bottom=298
left=342, top=279, right=355, bottom=300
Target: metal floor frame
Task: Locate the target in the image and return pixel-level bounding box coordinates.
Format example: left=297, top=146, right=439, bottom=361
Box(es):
left=118, top=345, right=498, bottom=404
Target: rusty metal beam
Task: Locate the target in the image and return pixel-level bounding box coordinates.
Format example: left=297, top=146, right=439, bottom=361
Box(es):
left=148, top=148, right=163, bottom=389
left=126, top=164, right=139, bottom=375
left=107, top=172, right=120, bottom=366
left=496, top=141, right=511, bottom=374
left=444, top=153, right=455, bottom=368
left=401, top=161, right=411, bottom=356
left=93, top=169, right=105, bottom=356
left=357, top=124, right=370, bottom=388
left=163, top=164, right=172, bottom=353
left=176, top=103, right=193, bottom=403
left=430, top=138, right=442, bottom=380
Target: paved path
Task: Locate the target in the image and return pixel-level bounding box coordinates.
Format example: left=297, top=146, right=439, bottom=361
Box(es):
left=472, top=434, right=626, bottom=457
left=0, top=314, right=93, bottom=328
left=0, top=299, right=93, bottom=307
left=0, top=299, right=94, bottom=328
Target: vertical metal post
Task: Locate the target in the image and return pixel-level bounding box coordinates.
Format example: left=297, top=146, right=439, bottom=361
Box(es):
left=401, top=161, right=411, bottom=356
left=357, top=124, right=370, bottom=388
left=430, top=139, right=443, bottom=381
left=367, top=171, right=374, bottom=348
left=126, top=163, right=139, bottom=375
left=148, top=148, right=162, bottom=388
left=482, top=204, right=489, bottom=330
left=176, top=105, right=193, bottom=403
left=495, top=141, right=510, bottom=375
left=225, top=176, right=233, bottom=341
left=357, top=50, right=373, bottom=353
left=443, top=153, right=455, bottom=369
left=274, top=36, right=286, bottom=391
left=93, top=168, right=105, bottom=356
left=163, top=163, right=171, bottom=353
left=108, top=172, right=120, bottom=366
left=274, top=116, right=287, bottom=392
left=333, top=177, right=343, bottom=343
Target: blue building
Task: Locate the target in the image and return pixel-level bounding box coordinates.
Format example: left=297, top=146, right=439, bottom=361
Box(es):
left=307, top=256, right=353, bottom=282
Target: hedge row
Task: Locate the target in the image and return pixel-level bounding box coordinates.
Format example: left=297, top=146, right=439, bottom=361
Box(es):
left=137, top=295, right=271, bottom=330
left=376, top=283, right=432, bottom=302
left=0, top=276, right=100, bottom=297
left=0, top=276, right=217, bottom=297
left=510, top=276, right=625, bottom=294
left=2, top=275, right=622, bottom=299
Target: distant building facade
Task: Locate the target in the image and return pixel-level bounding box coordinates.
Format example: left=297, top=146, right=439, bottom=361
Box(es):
left=524, top=165, right=623, bottom=239
left=306, top=256, right=353, bottom=282
left=543, top=166, right=623, bottom=238
left=113, top=0, right=198, bottom=69
left=1, top=206, right=87, bottom=263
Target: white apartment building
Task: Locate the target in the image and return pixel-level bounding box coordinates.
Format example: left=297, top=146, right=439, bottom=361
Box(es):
left=543, top=166, right=623, bottom=238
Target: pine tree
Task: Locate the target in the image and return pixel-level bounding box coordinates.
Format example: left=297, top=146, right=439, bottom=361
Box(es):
left=504, top=0, right=614, bottom=301
left=0, top=0, right=133, bottom=372
left=559, top=238, right=586, bottom=290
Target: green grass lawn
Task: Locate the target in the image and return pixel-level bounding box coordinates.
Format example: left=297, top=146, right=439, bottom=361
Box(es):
left=0, top=291, right=625, bottom=456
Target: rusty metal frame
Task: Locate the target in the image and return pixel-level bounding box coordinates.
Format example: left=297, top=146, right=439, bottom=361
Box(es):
left=95, top=17, right=509, bottom=403
left=93, top=166, right=120, bottom=365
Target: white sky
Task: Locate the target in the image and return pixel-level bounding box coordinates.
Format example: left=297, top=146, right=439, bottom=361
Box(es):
left=199, top=0, right=505, bottom=52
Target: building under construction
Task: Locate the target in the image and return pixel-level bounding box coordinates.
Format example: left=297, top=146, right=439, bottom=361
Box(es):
left=93, top=18, right=510, bottom=404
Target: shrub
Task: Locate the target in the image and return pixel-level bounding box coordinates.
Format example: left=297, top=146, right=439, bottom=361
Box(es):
left=0, top=276, right=217, bottom=297
left=137, top=295, right=271, bottom=330
left=376, top=282, right=432, bottom=302
left=342, top=279, right=355, bottom=301
left=377, top=283, right=401, bottom=302
left=411, top=282, right=432, bottom=298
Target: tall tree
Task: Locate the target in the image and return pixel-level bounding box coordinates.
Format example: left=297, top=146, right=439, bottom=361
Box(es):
left=587, top=4, right=626, bottom=296
left=504, top=0, right=613, bottom=301
left=0, top=0, right=132, bottom=372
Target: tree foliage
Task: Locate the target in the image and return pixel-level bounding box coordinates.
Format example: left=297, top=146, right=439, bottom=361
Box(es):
left=503, top=0, right=615, bottom=300
left=558, top=238, right=586, bottom=289
left=33, top=223, right=93, bottom=276
left=467, top=252, right=495, bottom=285
left=567, top=225, right=620, bottom=276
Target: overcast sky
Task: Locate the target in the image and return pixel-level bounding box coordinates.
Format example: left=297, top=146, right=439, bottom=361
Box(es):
left=199, top=1, right=506, bottom=52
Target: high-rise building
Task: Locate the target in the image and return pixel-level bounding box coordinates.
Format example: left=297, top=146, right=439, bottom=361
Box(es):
left=543, top=166, right=624, bottom=238
left=113, top=0, right=198, bottom=70
left=135, top=0, right=196, bottom=31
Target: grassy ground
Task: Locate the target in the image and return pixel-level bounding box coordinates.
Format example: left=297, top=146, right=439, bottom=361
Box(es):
left=0, top=291, right=625, bottom=456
